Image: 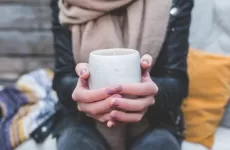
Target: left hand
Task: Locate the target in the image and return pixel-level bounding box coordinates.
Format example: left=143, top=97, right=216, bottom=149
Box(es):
left=107, top=54, right=158, bottom=127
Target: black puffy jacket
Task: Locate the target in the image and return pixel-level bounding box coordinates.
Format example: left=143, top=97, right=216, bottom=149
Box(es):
left=50, top=0, right=194, bottom=139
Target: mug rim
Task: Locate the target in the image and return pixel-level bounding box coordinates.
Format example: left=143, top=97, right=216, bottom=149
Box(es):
left=90, top=48, right=139, bottom=56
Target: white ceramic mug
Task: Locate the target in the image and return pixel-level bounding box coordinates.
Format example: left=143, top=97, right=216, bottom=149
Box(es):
left=88, top=48, right=141, bottom=150
left=89, top=48, right=141, bottom=89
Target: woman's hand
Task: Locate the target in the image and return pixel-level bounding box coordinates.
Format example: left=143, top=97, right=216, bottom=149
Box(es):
left=108, top=54, right=158, bottom=126
left=72, top=63, right=121, bottom=124
left=72, top=54, right=158, bottom=127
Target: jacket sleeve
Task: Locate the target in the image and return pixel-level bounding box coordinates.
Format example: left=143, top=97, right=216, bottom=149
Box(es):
left=150, top=0, right=193, bottom=112
left=51, top=0, right=78, bottom=108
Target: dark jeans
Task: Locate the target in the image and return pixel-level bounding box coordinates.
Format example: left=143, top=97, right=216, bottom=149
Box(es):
left=56, top=124, right=181, bottom=150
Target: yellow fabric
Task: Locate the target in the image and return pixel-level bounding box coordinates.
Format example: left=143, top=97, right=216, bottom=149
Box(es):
left=182, top=48, right=230, bottom=148
left=19, top=120, right=26, bottom=142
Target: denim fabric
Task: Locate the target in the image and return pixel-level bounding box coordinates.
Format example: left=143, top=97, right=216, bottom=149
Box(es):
left=56, top=124, right=109, bottom=150
left=56, top=125, right=180, bottom=150
left=131, top=129, right=180, bottom=150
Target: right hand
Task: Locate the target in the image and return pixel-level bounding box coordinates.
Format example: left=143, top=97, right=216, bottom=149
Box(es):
left=72, top=63, right=121, bottom=125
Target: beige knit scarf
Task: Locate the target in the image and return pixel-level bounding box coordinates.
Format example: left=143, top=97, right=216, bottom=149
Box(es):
left=59, top=0, right=171, bottom=150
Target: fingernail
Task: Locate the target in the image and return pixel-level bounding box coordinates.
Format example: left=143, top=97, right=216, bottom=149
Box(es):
left=112, top=99, right=119, bottom=108
left=142, top=60, right=149, bottom=65
left=111, top=111, right=117, bottom=119
left=116, top=85, right=123, bottom=93
left=107, top=122, right=112, bottom=128
left=107, top=121, right=114, bottom=128
left=80, top=68, right=87, bottom=76
left=106, top=88, right=115, bottom=96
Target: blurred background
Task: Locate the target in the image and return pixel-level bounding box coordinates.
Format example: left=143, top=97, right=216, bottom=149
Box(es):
left=0, top=0, right=53, bottom=85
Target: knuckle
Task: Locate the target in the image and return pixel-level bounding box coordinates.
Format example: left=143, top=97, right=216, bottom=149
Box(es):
left=151, top=82, right=158, bottom=95
left=72, top=92, right=78, bottom=101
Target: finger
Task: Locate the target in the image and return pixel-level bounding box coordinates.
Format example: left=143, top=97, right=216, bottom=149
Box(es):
left=140, top=54, right=153, bottom=71
left=80, top=78, right=88, bottom=89
left=76, top=63, right=90, bottom=79
left=107, top=120, right=117, bottom=128
left=87, top=113, right=111, bottom=123
left=72, top=85, right=119, bottom=103
left=116, top=82, right=158, bottom=96
left=110, top=110, right=146, bottom=123
left=78, top=94, right=122, bottom=115
left=111, top=96, right=155, bottom=112
left=141, top=72, right=153, bottom=82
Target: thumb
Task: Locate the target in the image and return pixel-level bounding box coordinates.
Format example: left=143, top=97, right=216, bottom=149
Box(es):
left=140, top=54, right=153, bottom=71
left=76, top=63, right=90, bottom=80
